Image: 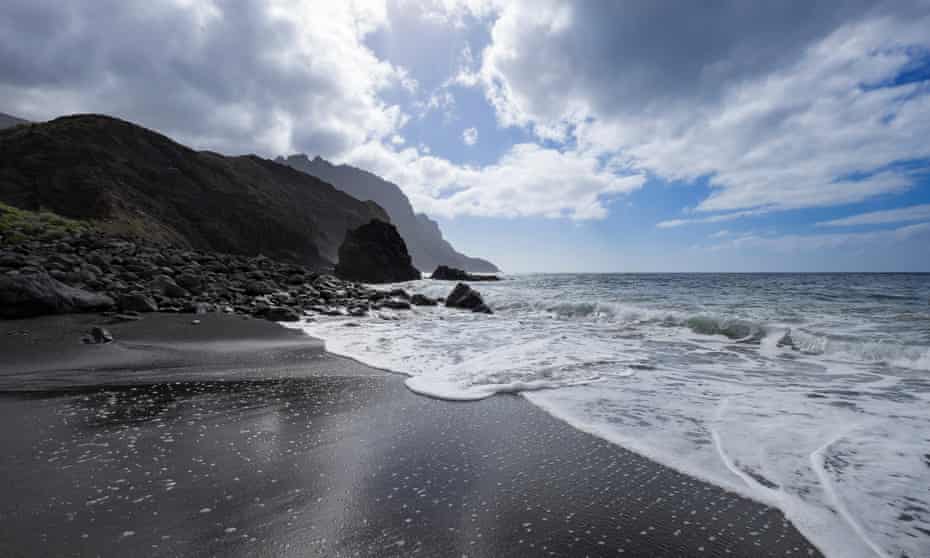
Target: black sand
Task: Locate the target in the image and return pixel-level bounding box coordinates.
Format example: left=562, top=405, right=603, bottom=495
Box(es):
left=0, top=314, right=823, bottom=557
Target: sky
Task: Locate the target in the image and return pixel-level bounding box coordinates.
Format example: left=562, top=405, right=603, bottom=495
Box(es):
left=2, top=0, right=930, bottom=272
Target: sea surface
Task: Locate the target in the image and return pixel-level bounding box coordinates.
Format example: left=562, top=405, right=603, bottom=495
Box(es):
left=291, top=273, right=930, bottom=558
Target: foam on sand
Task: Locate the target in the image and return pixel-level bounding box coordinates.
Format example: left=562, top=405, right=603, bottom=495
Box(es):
left=289, top=273, right=930, bottom=558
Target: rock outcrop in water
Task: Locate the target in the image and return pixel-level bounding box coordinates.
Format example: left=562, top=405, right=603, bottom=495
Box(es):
left=335, top=220, right=421, bottom=284
left=431, top=265, right=500, bottom=282
left=445, top=283, right=492, bottom=314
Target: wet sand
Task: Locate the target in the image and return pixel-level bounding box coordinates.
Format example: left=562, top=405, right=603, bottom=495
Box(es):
left=0, top=314, right=823, bottom=557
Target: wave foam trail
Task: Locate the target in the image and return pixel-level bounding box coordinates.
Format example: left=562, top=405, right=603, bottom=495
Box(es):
left=292, top=273, right=930, bottom=558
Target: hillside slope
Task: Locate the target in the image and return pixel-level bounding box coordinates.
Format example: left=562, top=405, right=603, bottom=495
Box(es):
left=0, top=112, right=29, bottom=130
left=279, top=154, right=498, bottom=272
left=0, top=115, right=388, bottom=267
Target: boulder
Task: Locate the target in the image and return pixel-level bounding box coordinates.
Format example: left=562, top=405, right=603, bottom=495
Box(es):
left=84, top=326, right=114, bottom=344
left=431, top=265, right=499, bottom=282
left=334, top=220, right=420, bottom=284
left=445, top=283, right=492, bottom=314
left=149, top=275, right=188, bottom=298
left=118, top=293, right=158, bottom=313
left=176, top=272, right=203, bottom=292
left=264, top=306, right=301, bottom=322
left=380, top=298, right=411, bottom=310
left=0, top=271, right=115, bottom=318
left=410, top=293, right=438, bottom=306
left=245, top=280, right=276, bottom=296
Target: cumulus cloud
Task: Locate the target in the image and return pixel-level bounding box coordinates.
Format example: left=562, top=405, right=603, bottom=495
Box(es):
left=0, top=0, right=405, bottom=157
left=342, top=141, right=644, bottom=220
left=462, top=126, right=478, bottom=145
left=5, top=1, right=929, bottom=227
left=0, top=0, right=640, bottom=222
left=458, top=1, right=930, bottom=218
left=817, top=203, right=930, bottom=227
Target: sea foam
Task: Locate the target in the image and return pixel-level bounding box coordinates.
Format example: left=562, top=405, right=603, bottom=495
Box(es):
left=289, top=273, right=930, bottom=558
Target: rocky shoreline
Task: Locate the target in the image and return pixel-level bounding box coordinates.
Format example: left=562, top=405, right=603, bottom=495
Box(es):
left=0, top=227, right=457, bottom=323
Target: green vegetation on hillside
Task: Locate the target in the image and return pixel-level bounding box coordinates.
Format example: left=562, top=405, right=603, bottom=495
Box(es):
left=0, top=201, right=93, bottom=244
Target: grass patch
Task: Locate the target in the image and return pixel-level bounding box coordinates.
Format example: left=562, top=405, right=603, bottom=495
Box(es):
left=0, top=201, right=93, bottom=244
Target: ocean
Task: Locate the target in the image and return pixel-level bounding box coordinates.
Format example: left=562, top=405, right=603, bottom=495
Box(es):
left=289, top=273, right=930, bottom=558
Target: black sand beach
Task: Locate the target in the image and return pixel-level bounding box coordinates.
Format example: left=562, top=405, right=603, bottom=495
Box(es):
left=0, top=314, right=823, bottom=557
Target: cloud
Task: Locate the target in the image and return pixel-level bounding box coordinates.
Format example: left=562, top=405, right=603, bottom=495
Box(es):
left=656, top=209, right=768, bottom=228
left=462, top=126, right=478, bottom=145
left=0, top=0, right=406, bottom=157
left=817, top=203, right=930, bottom=227
left=710, top=221, right=930, bottom=253
left=462, top=1, right=930, bottom=215
left=342, top=141, right=644, bottom=220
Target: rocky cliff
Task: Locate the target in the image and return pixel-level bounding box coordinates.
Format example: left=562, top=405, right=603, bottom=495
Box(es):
left=278, top=154, right=498, bottom=273
left=0, top=115, right=388, bottom=267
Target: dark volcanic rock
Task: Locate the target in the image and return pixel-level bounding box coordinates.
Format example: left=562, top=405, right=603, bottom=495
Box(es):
left=84, top=326, right=114, bottom=344
left=149, top=275, right=187, bottom=298
left=118, top=293, right=158, bottom=313
left=279, top=154, right=499, bottom=272
left=245, top=280, right=276, bottom=296
left=380, top=298, right=412, bottom=310
left=1, top=206, right=438, bottom=323
left=335, top=220, right=420, bottom=284
left=445, top=283, right=492, bottom=314
left=410, top=293, right=438, bottom=306
left=264, top=306, right=301, bottom=322
left=0, top=271, right=114, bottom=318
left=431, top=265, right=500, bottom=282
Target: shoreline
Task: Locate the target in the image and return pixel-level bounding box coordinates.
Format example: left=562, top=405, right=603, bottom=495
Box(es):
left=0, top=313, right=823, bottom=556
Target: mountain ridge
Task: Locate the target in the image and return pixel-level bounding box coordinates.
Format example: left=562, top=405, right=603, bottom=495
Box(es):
left=0, top=112, right=29, bottom=130
left=0, top=114, right=388, bottom=268
left=278, top=154, right=498, bottom=273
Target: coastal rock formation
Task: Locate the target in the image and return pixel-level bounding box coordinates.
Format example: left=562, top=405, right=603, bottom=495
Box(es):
left=410, top=293, right=438, bottom=306
left=0, top=204, right=444, bottom=321
left=0, top=114, right=388, bottom=267
left=335, top=220, right=421, bottom=284
left=118, top=293, right=158, bottom=313
left=445, top=283, right=492, bottom=314
left=278, top=154, right=498, bottom=273
left=0, top=271, right=114, bottom=318
left=431, top=265, right=500, bottom=282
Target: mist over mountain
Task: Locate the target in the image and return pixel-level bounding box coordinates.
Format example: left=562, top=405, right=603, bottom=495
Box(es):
left=278, top=154, right=498, bottom=273
left=0, top=112, right=29, bottom=129
left=0, top=114, right=388, bottom=267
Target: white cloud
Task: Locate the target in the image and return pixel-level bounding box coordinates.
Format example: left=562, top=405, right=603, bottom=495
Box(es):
left=0, top=0, right=407, bottom=158
left=461, top=2, right=930, bottom=217
left=462, top=126, right=478, bottom=145
left=709, top=221, right=930, bottom=254
left=341, top=141, right=644, bottom=220
left=656, top=209, right=768, bottom=228
left=817, top=203, right=930, bottom=227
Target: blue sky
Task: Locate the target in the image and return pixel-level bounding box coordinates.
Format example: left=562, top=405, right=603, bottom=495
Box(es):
left=3, top=1, right=930, bottom=271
